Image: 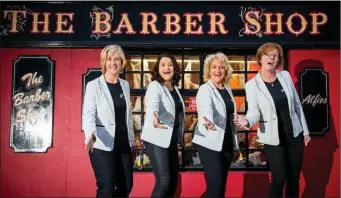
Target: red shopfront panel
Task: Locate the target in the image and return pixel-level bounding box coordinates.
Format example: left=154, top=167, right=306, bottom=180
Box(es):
left=0, top=49, right=72, bottom=197
left=288, top=49, right=340, bottom=198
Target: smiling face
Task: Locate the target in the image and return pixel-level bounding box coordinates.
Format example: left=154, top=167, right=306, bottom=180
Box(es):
left=260, top=49, right=279, bottom=72
left=158, top=57, right=174, bottom=82
left=209, top=58, right=226, bottom=85
left=105, top=50, right=122, bottom=77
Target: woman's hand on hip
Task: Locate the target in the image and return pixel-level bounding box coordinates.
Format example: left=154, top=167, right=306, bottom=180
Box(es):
left=152, top=112, right=168, bottom=129
left=202, top=116, right=216, bottom=131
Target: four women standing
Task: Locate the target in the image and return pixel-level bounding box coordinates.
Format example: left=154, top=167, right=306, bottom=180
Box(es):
left=83, top=43, right=310, bottom=198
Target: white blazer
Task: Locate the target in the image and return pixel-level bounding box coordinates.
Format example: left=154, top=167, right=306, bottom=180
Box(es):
left=82, top=75, right=135, bottom=151
left=192, top=80, right=239, bottom=152
left=141, top=80, right=185, bottom=148
left=245, top=70, right=309, bottom=146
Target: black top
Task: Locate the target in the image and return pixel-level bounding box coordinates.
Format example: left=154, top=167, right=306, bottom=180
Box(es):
left=169, top=88, right=183, bottom=147
left=264, top=78, right=294, bottom=143
left=217, top=88, right=234, bottom=152
left=106, top=80, right=130, bottom=152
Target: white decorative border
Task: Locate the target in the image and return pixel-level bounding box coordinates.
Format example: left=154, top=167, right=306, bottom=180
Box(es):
left=89, top=5, right=114, bottom=40
left=0, top=5, right=32, bottom=36
left=238, top=6, right=265, bottom=38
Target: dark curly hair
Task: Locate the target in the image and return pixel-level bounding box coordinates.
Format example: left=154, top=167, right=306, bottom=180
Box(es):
left=151, top=53, right=181, bottom=86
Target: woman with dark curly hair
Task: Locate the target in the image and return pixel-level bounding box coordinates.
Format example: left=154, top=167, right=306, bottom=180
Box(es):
left=141, top=53, right=184, bottom=197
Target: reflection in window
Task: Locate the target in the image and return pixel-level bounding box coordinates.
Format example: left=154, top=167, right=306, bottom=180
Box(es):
left=234, top=96, right=245, bottom=113
left=126, top=73, right=141, bottom=89
left=183, top=149, right=202, bottom=168
left=231, top=150, right=246, bottom=168
left=228, top=56, right=244, bottom=71
left=143, top=73, right=152, bottom=89
left=131, top=96, right=142, bottom=112
left=134, top=149, right=151, bottom=169
left=132, top=114, right=141, bottom=131
left=248, top=133, right=264, bottom=149
left=237, top=133, right=247, bottom=148
left=248, top=151, right=267, bottom=167
left=134, top=132, right=142, bottom=148
left=181, top=73, right=200, bottom=89
left=185, top=114, right=198, bottom=131
left=126, top=56, right=142, bottom=71
left=184, top=132, right=194, bottom=147
left=229, top=74, right=245, bottom=89
left=184, top=56, right=200, bottom=71
left=247, top=56, right=260, bottom=71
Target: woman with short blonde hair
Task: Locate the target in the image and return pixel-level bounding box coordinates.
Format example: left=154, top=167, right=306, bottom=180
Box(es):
left=192, top=52, right=238, bottom=197
left=100, top=44, right=126, bottom=74
left=83, top=44, right=135, bottom=197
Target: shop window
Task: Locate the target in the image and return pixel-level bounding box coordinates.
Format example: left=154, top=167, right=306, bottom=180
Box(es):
left=125, top=51, right=270, bottom=172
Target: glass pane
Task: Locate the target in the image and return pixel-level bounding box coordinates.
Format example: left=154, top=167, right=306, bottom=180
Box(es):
left=184, top=132, right=195, bottom=147
left=231, top=150, right=246, bottom=168
left=181, top=73, right=200, bottom=89
left=247, top=56, right=261, bottom=71
left=228, top=56, right=245, bottom=71
left=185, top=114, right=198, bottom=131
left=131, top=96, right=142, bottom=112
left=132, top=114, right=142, bottom=131
left=184, top=96, right=197, bottom=112
left=141, top=148, right=152, bottom=169
left=229, top=74, right=245, bottom=89
left=143, top=73, right=152, bottom=89
left=126, top=56, right=142, bottom=71
left=184, top=56, right=200, bottom=71
left=132, top=149, right=143, bottom=170
left=143, top=55, right=182, bottom=71
left=183, top=149, right=202, bottom=168
left=134, top=132, right=142, bottom=149
left=174, top=55, right=183, bottom=69
left=248, top=150, right=267, bottom=167
left=126, top=73, right=141, bottom=89
left=234, top=96, right=245, bottom=113
left=248, top=132, right=264, bottom=149
left=237, top=133, right=247, bottom=148
left=143, top=55, right=158, bottom=71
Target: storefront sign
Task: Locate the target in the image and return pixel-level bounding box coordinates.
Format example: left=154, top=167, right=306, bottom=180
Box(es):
left=300, top=68, right=329, bottom=136
left=10, top=56, right=55, bottom=152
left=0, top=2, right=339, bottom=47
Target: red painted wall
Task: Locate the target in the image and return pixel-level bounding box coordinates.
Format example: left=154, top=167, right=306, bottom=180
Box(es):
left=0, top=48, right=339, bottom=197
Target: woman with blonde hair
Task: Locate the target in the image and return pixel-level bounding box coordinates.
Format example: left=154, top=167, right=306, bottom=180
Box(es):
left=192, top=52, right=238, bottom=197
left=83, top=45, right=135, bottom=198
left=234, top=42, right=310, bottom=198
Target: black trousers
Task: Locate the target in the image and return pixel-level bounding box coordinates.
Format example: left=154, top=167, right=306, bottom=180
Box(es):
left=145, top=141, right=179, bottom=197
left=89, top=148, right=133, bottom=198
left=196, top=144, right=233, bottom=198
left=264, top=133, right=304, bottom=198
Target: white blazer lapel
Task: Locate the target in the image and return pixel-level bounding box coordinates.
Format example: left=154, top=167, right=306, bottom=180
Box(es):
left=255, top=73, right=276, bottom=111
left=174, top=86, right=185, bottom=117
left=99, top=75, right=115, bottom=115
left=162, top=84, right=175, bottom=110
left=276, top=71, right=292, bottom=112
left=208, top=80, right=226, bottom=115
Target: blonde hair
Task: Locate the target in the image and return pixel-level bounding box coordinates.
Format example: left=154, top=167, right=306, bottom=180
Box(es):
left=256, top=42, right=284, bottom=68
left=203, top=52, right=233, bottom=84
left=100, top=45, right=126, bottom=74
